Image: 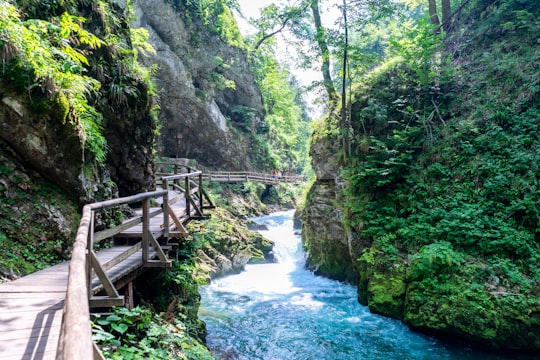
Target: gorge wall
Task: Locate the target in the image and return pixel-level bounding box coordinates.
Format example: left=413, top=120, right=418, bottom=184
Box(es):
left=302, top=0, right=540, bottom=351
left=133, top=0, right=266, bottom=170
left=0, top=0, right=271, bottom=278
left=0, top=0, right=158, bottom=276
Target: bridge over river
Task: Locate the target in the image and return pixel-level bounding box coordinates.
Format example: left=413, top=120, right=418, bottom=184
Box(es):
left=0, top=165, right=303, bottom=359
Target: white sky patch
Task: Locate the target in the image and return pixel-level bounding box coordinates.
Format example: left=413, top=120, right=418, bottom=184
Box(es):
left=235, top=0, right=345, bottom=117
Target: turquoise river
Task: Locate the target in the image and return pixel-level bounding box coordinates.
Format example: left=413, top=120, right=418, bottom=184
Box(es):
left=199, top=210, right=520, bottom=360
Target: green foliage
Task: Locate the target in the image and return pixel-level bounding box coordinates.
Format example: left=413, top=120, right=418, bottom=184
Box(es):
left=388, top=16, right=445, bottom=88
left=168, top=0, right=244, bottom=48
left=92, top=306, right=214, bottom=360
left=0, top=159, right=79, bottom=277
left=409, top=241, right=465, bottom=280
left=0, top=3, right=109, bottom=162
left=331, top=0, right=540, bottom=348
left=250, top=47, right=311, bottom=174
left=229, top=105, right=255, bottom=129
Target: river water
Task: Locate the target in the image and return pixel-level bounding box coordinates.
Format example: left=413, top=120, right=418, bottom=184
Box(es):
left=198, top=210, right=514, bottom=360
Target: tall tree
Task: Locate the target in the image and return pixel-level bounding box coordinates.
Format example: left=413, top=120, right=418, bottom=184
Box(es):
left=252, top=2, right=308, bottom=50
left=310, top=0, right=339, bottom=105
left=428, top=0, right=440, bottom=27
left=341, top=0, right=350, bottom=159
left=441, top=0, right=452, bottom=31
left=428, top=0, right=452, bottom=33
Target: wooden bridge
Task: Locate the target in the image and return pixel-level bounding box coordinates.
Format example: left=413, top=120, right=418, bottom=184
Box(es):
left=156, top=161, right=305, bottom=185
left=0, top=168, right=214, bottom=359
left=0, top=163, right=304, bottom=359
left=203, top=171, right=304, bottom=185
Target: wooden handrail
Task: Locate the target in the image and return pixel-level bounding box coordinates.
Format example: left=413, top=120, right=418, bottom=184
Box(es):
left=58, top=165, right=215, bottom=359
left=202, top=171, right=305, bottom=184
left=57, top=190, right=168, bottom=359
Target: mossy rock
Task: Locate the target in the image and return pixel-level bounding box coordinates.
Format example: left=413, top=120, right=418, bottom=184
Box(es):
left=404, top=273, right=540, bottom=350
left=367, top=267, right=406, bottom=320
left=357, top=257, right=369, bottom=306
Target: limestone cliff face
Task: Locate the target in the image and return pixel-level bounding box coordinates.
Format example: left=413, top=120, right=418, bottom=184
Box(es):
left=0, top=94, right=86, bottom=198
left=133, top=0, right=265, bottom=170
left=0, top=0, right=157, bottom=276
left=301, top=130, right=363, bottom=283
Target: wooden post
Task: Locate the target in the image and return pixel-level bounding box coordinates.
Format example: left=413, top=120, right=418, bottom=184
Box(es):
left=163, top=191, right=169, bottom=239
left=198, top=174, right=204, bottom=212
left=162, top=178, right=168, bottom=191
left=142, top=198, right=149, bottom=264
left=87, top=211, right=94, bottom=299
left=125, top=281, right=134, bottom=310
left=185, top=176, right=191, bottom=216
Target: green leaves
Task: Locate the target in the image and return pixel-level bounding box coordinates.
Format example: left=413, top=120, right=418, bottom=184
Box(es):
left=0, top=4, right=109, bottom=163
left=92, top=305, right=214, bottom=359
left=388, top=16, right=444, bottom=88
left=250, top=47, right=311, bottom=172
left=409, top=241, right=465, bottom=280
left=111, top=322, right=129, bottom=335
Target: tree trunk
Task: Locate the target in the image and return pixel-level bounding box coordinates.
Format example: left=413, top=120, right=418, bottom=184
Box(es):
left=341, top=0, right=349, bottom=159
left=441, top=0, right=452, bottom=32
left=428, top=0, right=440, bottom=27
left=310, top=0, right=339, bottom=106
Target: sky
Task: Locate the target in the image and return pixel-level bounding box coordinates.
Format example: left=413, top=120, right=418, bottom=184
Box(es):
left=235, top=0, right=342, bottom=33
left=234, top=0, right=343, bottom=117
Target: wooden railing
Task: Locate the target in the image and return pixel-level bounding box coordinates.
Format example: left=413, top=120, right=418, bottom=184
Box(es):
left=161, top=169, right=215, bottom=222
left=202, top=171, right=304, bottom=185
left=57, top=169, right=213, bottom=359
left=57, top=190, right=170, bottom=359
left=156, top=161, right=305, bottom=185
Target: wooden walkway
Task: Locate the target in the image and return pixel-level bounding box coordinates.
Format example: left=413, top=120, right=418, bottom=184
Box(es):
left=0, top=247, right=156, bottom=360
left=0, top=163, right=305, bottom=359
left=0, top=169, right=213, bottom=359
left=155, top=161, right=305, bottom=185
left=0, top=262, right=67, bottom=360
left=202, top=171, right=304, bottom=185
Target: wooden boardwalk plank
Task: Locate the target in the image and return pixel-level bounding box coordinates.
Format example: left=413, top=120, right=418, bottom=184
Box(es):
left=0, top=189, right=188, bottom=359
left=0, top=247, right=147, bottom=359
left=0, top=291, right=63, bottom=360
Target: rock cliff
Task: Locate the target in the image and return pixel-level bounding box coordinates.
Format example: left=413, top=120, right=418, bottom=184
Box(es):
left=302, top=1, right=540, bottom=351
left=0, top=0, right=157, bottom=275
left=301, top=131, right=360, bottom=283
left=133, top=0, right=265, bottom=170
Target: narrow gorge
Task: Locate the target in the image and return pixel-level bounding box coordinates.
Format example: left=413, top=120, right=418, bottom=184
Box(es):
left=0, top=0, right=538, bottom=358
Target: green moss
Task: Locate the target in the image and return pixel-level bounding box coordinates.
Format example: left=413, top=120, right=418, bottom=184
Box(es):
left=403, top=260, right=540, bottom=349
left=0, top=157, right=79, bottom=278
left=336, top=0, right=540, bottom=350
left=357, top=256, right=369, bottom=305
left=368, top=268, right=406, bottom=320
left=53, top=92, right=70, bottom=122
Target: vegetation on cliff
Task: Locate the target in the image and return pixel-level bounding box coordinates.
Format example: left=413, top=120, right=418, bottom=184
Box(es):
left=0, top=0, right=158, bottom=279
left=91, top=198, right=276, bottom=359
left=153, top=0, right=311, bottom=175
left=304, top=0, right=539, bottom=351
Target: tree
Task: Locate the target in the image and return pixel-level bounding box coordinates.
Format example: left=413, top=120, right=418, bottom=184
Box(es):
left=441, top=0, right=452, bottom=31
left=428, top=0, right=440, bottom=28
left=310, top=0, right=339, bottom=105
left=427, top=0, right=452, bottom=33
left=252, top=2, right=308, bottom=50
left=340, top=0, right=351, bottom=159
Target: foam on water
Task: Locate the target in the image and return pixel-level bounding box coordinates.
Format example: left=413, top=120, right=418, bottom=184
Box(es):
left=199, top=210, right=514, bottom=360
